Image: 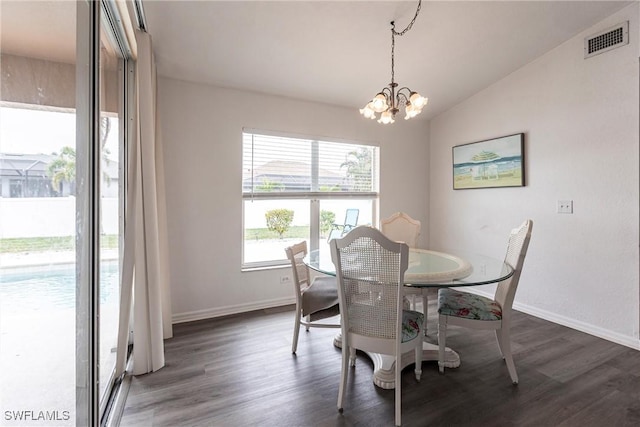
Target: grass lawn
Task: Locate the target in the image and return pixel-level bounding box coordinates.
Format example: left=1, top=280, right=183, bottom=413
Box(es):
left=245, top=226, right=311, bottom=240
left=0, top=235, right=119, bottom=253
left=1, top=228, right=326, bottom=253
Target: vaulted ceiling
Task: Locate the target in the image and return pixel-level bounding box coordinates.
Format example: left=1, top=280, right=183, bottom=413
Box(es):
left=0, top=1, right=631, bottom=120
left=142, top=1, right=631, bottom=120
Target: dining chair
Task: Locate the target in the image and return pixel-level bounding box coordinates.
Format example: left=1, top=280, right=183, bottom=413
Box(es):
left=437, top=219, right=533, bottom=384
left=330, top=226, right=423, bottom=427
left=380, top=212, right=421, bottom=248
left=380, top=212, right=433, bottom=330
left=285, top=241, right=340, bottom=354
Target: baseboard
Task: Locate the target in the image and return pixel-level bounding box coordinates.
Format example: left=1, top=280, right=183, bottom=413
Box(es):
left=173, top=292, right=640, bottom=351
left=172, top=296, right=296, bottom=324
left=461, top=288, right=640, bottom=351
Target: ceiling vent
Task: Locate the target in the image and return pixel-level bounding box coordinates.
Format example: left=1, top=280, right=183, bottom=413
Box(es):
left=584, top=21, right=629, bottom=59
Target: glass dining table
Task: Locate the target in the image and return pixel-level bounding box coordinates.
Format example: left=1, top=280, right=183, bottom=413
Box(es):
left=304, top=247, right=514, bottom=389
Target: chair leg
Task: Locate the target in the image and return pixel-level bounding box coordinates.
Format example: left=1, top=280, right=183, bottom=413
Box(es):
left=292, top=314, right=301, bottom=354
left=349, top=346, right=356, bottom=367
left=337, top=344, right=350, bottom=413
left=423, top=294, right=429, bottom=336
left=305, top=314, right=311, bottom=332
left=499, top=328, right=518, bottom=384
left=495, top=329, right=505, bottom=359
left=438, top=315, right=447, bottom=374
left=414, top=342, right=422, bottom=382
left=395, top=353, right=401, bottom=427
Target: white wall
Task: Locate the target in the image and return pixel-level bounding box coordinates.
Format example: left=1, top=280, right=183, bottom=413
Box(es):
left=157, top=79, right=430, bottom=322
left=429, top=4, right=639, bottom=348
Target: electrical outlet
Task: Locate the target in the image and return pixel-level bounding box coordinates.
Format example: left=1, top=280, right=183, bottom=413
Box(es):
left=557, top=200, right=573, bottom=214
left=280, top=275, right=291, bottom=284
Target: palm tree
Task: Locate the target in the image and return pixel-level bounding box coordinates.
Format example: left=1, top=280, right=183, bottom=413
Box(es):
left=340, top=148, right=372, bottom=192
left=47, top=117, right=114, bottom=196
left=47, top=146, right=76, bottom=195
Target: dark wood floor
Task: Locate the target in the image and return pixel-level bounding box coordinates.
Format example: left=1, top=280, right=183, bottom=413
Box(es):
left=120, top=303, right=640, bottom=426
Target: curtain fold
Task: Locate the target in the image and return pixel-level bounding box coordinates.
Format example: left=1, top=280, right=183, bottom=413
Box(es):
left=114, top=29, right=172, bottom=377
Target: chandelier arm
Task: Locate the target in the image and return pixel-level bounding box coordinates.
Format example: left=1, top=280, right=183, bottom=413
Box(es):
left=380, top=87, right=393, bottom=97
left=396, top=91, right=410, bottom=104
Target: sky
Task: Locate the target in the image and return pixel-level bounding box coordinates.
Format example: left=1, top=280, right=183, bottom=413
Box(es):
left=0, top=106, right=119, bottom=159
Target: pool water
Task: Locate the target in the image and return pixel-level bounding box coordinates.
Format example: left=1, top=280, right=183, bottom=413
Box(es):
left=0, top=262, right=119, bottom=312
left=0, top=261, right=121, bottom=425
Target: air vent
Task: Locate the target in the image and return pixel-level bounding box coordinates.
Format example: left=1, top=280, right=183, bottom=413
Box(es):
left=584, top=21, right=629, bottom=58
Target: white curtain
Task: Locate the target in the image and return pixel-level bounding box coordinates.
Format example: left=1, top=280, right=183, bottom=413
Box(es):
left=115, top=29, right=172, bottom=377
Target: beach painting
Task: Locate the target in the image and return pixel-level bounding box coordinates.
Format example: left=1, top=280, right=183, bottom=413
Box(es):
left=453, top=133, right=524, bottom=189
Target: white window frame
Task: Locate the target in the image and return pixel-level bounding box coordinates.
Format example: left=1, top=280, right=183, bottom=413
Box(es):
left=241, top=129, right=379, bottom=269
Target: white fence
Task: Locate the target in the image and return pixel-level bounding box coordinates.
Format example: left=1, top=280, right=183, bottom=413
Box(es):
left=0, top=197, right=119, bottom=238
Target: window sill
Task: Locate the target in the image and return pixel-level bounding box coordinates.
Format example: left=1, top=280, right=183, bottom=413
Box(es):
left=241, top=263, right=289, bottom=273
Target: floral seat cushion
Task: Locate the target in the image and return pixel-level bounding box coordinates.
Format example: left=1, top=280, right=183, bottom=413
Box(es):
left=402, top=309, right=424, bottom=342
left=437, top=289, right=502, bottom=321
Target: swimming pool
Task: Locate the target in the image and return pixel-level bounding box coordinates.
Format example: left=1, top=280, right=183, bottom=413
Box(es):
left=0, top=262, right=120, bottom=312
left=0, top=261, right=121, bottom=422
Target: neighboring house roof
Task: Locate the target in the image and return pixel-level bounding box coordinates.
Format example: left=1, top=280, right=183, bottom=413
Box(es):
left=0, top=153, right=52, bottom=177
left=243, top=160, right=348, bottom=191
left=0, top=152, right=119, bottom=179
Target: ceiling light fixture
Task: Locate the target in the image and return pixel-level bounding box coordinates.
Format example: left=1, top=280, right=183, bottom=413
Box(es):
left=360, top=0, right=427, bottom=124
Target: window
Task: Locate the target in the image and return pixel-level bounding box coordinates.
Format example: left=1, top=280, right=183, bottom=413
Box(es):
left=242, top=130, right=379, bottom=268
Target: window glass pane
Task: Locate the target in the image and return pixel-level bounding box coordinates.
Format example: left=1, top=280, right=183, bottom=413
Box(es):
left=0, top=0, right=78, bottom=422
left=0, top=108, right=77, bottom=424
left=243, top=132, right=377, bottom=194
left=243, top=199, right=310, bottom=265
left=320, top=199, right=374, bottom=250
left=242, top=133, right=312, bottom=193
left=318, top=142, right=376, bottom=192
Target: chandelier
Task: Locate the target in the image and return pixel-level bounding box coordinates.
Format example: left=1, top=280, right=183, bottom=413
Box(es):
left=360, top=0, right=427, bottom=124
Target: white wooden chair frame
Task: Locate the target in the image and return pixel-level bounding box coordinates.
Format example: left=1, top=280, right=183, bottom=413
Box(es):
left=331, top=226, right=423, bottom=426
left=437, top=220, right=533, bottom=384
left=380, top=212, right=421, bottom=248
left=285, top=241, right=340, bottom=354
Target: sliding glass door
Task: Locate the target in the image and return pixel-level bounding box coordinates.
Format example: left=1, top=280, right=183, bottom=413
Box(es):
left=0, top=1, right=128, bottom=425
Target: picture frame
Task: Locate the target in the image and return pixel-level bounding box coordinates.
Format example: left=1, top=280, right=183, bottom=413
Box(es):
left=452, top=133, right=525, bottom=190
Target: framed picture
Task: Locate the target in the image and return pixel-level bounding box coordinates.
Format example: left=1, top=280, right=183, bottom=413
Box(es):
left=452, top=133, right=525, bottom=190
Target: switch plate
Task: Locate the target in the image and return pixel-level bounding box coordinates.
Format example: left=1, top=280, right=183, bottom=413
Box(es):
left=557, top=200, right=573, bottom=214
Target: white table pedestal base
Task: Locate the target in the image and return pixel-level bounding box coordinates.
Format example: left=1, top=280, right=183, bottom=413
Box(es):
left=367, top=342, right=460, bottom=389
left=333, top=334, right=460, bottom=390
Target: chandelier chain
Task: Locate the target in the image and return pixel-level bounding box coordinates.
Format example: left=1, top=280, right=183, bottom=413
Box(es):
left=390, top=0, right=422, bottom=85
left=391, top=0, right=422, bottom=37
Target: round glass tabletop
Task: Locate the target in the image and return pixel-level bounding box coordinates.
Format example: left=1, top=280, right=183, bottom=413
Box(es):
left=305, top=248, right=513, bottom=288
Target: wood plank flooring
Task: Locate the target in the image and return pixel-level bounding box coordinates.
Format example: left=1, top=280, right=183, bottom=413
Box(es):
left=120, top=304, right=640, bottom=426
